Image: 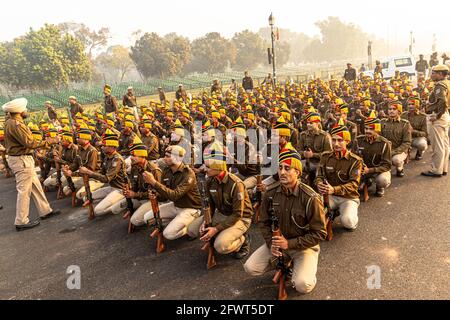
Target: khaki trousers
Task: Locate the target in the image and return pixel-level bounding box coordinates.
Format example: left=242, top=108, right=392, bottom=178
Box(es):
left=188, top=211, right=251, bottom=254
left=109, top=198, right=146, bottom=215
left=392, top=152, right=408, bottom=171
left=429, top=113, right=450, bottom=174
left=143, top=202, right=201, bottom=240
left=244, top=244, right=320, bottom=294
left=7, top=155, right=52, bottom=225
left=411, top=137, right=428, bottom=152
left=374, top=171, right=391, bottom=189
left=76, top=180, right=105, bottom=200
left=329, top=195, right=359, bottom=230
left=130, top=201, right=153, bottom=226
left=92, top=187, right=124, bottom=215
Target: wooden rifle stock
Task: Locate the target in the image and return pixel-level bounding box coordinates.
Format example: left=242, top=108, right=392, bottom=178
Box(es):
left=54, top=159, right=64, bottom=200
left=200, top=181, right=217, bottom=270
left=149, top=190, right=166, bottom=254
left=323, top=179, right=333, bottom=241
left=269, top=197, right=289, bottom=300
left=253, top=174, right=262, bottom=224
left=82, top=174, right=95, bottom=220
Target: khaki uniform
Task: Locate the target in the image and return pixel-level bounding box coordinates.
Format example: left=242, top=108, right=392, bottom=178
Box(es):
left=125, top=161, right=162, bottom=225
left=142, top=163, right=202, bottom=240
left=43, top=144, right=78, bottom=189
left=4, top=114, right=54, bottom=225
left=244, top=182, right=327, bottom=294
left=381, top=118, right=412, bottom=171
left=69, top=102, right=84, bottom=119
left=297, top=129, right=332, bottom=174
left=189, top=173, right=253, bottom=254
left=425, top=79, right=450, bottom=174
left=315, top=151, right=363, bottom=230
left=141, top=132, right=160, bottom=161
left=355, top=135, right=392, bottom=189
left=231, top=140, right=259, bottom=190
left=89, top=151, right=127, bottom=215
left=401, top=111, right=428, bottom=153
left=104, top=95, right=119, bottom=114
left=67, top=143, right=104, bottom=200
left=119, top=131, right=138, bottom=157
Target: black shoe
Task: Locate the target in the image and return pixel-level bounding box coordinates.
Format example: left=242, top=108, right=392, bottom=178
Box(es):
left=234, top=233, right=251, bottom=259
left=415, top=150, right=423, bottom=160
left=443, top=172, right=447, bottom=176
left=421, top=171, right=442, bottom=178
left=41, top=209, right=62, bottom=220
left=375, top=188, right=385, bottom=197
left=396, top=169, right=405, bottom=177
left=15, top=220, right=40, bottom=231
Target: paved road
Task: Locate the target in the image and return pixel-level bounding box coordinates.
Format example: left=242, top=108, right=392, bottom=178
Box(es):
left=0, top=150, right=449, bottom=300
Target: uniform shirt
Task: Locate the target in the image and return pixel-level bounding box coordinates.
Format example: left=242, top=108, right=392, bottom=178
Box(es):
left=71, top=143, right=98, bottom=172
left=207, top=172, right=253, bottom=232
left=69, top=103, right=84, bottom=119
left=315, top=150, right=363, bottom=199
left=47, top=106, right=58, bottom=121
left=153, top=163, right=201, bottom=209
left=104, top=95, right=119, bottom=114
left=118, top=130, right=138, bottom=157
left=58, top=144, right=78, bottom=168
left=130, top=161, right=162, bottom=200
left=355, top=135, right=392, bottom=174
left=4, top=114, right=51, bottom=156
left=401, top=111, right=427, bottom=138
left=231, top=139, right=259, bottom=177
left=426, top=79, right=449, bottom=119
left=297, top=129, right=332, bottom=163
left=90, top=151, right=127, bottom=189
left=141, top=132, right=160, bottom=161
left=259, top=181, right=327, bottom=250
left=381, top=117, right=412, bottom=155
left=122, top=93, right=137, bottom=107
left=242, top=76, right=254, bottom=91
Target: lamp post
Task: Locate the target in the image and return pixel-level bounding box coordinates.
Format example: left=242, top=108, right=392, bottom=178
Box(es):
left=269, top=13, right=276, bottom=86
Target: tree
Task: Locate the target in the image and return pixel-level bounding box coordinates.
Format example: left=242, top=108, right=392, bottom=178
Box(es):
left=186, top=32, right=236, bottom=75
left=0, top=24, right=91, bottom=90
left=130, top=33, right=179, bottom=79
left=259, top=27, right=312, bottom=64
left=95, top=45, right=134, bottom=82
left=164, top=33, right=191, bottom=74
left=231, top=30, right=266, bottom=71
left=58, top=22, right=110, bottom=58
left=275, top=41, right=291, bottom=68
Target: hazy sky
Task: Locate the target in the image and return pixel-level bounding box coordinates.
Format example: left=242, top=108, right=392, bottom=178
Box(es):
left=2, top=0, right=450, bottom=54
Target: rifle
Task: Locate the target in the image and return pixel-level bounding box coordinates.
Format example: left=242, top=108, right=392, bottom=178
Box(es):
left=253, top=154, right=263, bottom=224
left=149, top=188, right=166, bottom=254
left=57, top=157, right=78, bottom=207
left=76, top=156, right=94, bottom=219
left=355, top=141, right=369, bottom=202
left=200, top=180, right=217, bottom=270
left=322, top=179, right=336, bottom=241
left=123, top=173, right=136, bottom=234
left=54, top=154, right=64, bottom=200
left=268, top=197, right=291, bottom=300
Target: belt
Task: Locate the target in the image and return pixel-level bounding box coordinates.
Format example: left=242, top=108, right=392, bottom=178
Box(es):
left=9, top=154, right=33, bottom=157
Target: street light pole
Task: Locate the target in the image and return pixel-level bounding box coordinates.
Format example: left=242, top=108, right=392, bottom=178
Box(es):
left=269, top=13, right=276, bottom=87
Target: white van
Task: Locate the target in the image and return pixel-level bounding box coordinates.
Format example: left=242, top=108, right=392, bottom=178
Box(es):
left=363, top=55, right=416, bottom=79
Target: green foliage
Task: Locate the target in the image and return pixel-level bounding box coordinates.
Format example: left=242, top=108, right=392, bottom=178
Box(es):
left=231, top=30, right=266, bottom=71
left=130, top=33, right=190, bottom=79
left=0, top=24, right=91, bottom=90
left=187, top=33, right=236, bottom=75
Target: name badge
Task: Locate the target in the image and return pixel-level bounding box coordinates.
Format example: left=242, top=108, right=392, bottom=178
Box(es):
left=326, top=166, right=334, bottom=170
left=210, top=190, right=217, bottom=193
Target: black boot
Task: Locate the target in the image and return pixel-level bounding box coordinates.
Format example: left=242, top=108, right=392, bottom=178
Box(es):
left=234, top=233, right=251, bottom=259
left=15, top=219, right=40, bottom=231
left=396, top=169, right=405, bottom=177
left=375, top=187, right=385, bottom=197
left=415, top=150, right=423, bottom=160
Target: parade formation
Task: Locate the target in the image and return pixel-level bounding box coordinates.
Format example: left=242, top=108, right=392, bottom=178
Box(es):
left=1, top=62, right=449, bottom=300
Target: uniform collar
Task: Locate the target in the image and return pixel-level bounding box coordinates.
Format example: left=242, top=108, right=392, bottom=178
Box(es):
left=215, top=171, right=228, bottom=184
left=280, top=181, right=300, bottom=196
left=10, top=114, right=24, bottom=122
left=172, top=162, right=185, bottom=173
left=388, top=116, right=401, bottom=122
left=334, top=149, right=349, bottom=159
